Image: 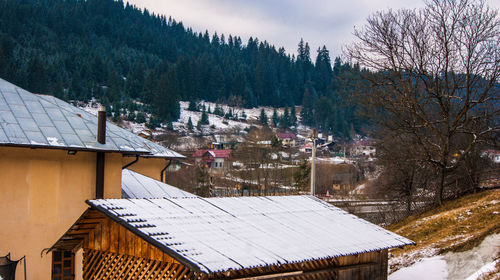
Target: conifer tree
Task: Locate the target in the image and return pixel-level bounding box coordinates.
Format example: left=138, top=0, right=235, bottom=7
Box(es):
left=291, top=106, right=297, bottom=127
left=281, top=106, right=290, bottom=129
left=272, top=108, right=279, bottom=127
left=188, top=100, right=198, bottom=111
left=259, top=109, right=268, bottom=125
left=187, top=117, right=193, bottom=130
left=200, top=108, right=209, bottom=125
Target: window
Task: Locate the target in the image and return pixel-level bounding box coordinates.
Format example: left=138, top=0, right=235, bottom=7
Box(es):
left=52, top=251, right=74, bottom=280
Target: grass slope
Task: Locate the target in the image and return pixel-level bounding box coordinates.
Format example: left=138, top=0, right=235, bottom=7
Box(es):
left=387, top=189, right=500, bottom=273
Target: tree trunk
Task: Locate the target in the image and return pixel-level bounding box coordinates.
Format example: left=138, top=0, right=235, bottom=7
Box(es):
left=436, top=166, right=446, bottom=206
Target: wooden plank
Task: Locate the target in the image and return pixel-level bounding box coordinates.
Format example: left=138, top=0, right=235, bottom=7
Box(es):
left=119, top=225, right=127, bottom=255
left=101, top=218, right=110, bottom=252
left=94, top=222, right=102, bottom=251
left=109, top=221, right=118, bottom=254
left=88, top=228, right=95, bottom=250
left=126, top=230, right=134, bottom=257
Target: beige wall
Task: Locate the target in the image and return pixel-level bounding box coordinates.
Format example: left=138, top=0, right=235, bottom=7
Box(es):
left=0, top=147, right=122, bottom=280
left=126, top=157, right=169, bottom=182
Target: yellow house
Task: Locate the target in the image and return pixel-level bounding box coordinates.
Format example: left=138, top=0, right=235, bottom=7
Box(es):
left=0, top=78, right=184, bottom=279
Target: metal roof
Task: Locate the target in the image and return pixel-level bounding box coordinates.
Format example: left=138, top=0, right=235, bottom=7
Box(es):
left=88, top=196, right=414, bottom=274
left=122, top=169, right=197, bottom=199
left=0, top=78, right=184, bottom=158
left=192, top=149, right=232, bottom=158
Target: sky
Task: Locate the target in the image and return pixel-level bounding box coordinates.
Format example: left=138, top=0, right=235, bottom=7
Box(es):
left=126, top=0, right=500, bottom=60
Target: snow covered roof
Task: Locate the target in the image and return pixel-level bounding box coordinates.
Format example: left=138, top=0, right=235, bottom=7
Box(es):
left=0, top=78, right=184, bottom=158
left=277, top=132, right=297, bottom=139
left=121, top=169, right=197, bottom=199
left=88, top=196, right=414, bottom=274
left=192, top=149, right=231, bottom=159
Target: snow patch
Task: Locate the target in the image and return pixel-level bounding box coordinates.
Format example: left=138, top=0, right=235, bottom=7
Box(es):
left=390, top=256, right=448, bottom=280
left=46, top=137, right=63, bottom=146
left=465, top=260, right=499, bottom=280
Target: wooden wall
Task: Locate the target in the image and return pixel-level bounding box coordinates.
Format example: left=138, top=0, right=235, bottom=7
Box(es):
left=211, top=249, right=388, bottom=280
left=83, top=217, right=179, bottom=264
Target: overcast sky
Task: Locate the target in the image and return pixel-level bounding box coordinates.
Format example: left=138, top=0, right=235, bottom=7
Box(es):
left=126, top=0, right=499, bottom=60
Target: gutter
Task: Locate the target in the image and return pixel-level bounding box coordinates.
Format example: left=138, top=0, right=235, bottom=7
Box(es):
left=160, top=159, right=173, bottom=182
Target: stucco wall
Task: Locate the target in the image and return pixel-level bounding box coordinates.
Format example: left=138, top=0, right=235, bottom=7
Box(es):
left=0, top=146, right=122, bottom=280
left=126, top=157, right=169, bottom=182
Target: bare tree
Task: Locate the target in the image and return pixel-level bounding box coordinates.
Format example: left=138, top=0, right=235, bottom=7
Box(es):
left=345, top=0, right=499, bottom=205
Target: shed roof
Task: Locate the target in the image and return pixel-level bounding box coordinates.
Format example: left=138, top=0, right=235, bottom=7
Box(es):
left=0, top=78, right=184, bottom=158
left=88, top=196, right=414, bottom=274
left=122, top=169, right=197, bottom=199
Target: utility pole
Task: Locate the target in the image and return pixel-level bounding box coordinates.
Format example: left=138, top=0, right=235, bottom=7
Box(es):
left=310, top=129, right=317, bottom=196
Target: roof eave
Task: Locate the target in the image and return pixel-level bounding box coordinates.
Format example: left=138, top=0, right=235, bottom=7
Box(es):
left=85, top=200, right=203, bottom=274
left=0, top=143, right=151, bottom=155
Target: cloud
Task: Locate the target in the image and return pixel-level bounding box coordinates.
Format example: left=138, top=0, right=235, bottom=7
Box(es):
left=127, top=0, right=500, bottom=59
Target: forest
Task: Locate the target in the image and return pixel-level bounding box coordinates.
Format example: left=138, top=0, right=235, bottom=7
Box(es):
left=0, top=0, right=367, bottom=135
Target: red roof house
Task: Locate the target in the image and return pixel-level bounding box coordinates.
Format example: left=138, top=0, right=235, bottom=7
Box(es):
left=192, top=149, right=232, bottom=173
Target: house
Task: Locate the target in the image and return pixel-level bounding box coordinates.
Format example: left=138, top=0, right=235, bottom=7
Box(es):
left=299, top=142, right=313, bottom=153
left=51, top=196, right=414, bottom=279
left=277, top=132, right=297, bottom=147
left=208, top=134, right=238, bottom=150
left=192, top=149, right=232, bottom=174
left=0, top=78, right=184, bottom=279
left=351, top=139, right=376, bottom=157
left=482, top=150, right=500, bottom=164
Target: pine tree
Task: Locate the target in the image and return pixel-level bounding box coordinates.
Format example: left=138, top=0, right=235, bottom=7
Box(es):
left=200, top=108, right=209, bottom=125
left=291, top=106, right=297, bottom=127
left=293, top=159, right=310, bottom=191
left=272, top=108, right=279, bottom=127
left=187, top=117, right=193, bottom=130
left=281, top=106, right=290, bottom=129
left=259, top=109, right=268, bottom=125
left=188, top=100, right=198, bottom=111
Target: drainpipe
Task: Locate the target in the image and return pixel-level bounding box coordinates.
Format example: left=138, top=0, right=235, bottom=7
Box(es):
left=96, top=105, right=106, bottom=199
left=160, top=159, right=173, bottom=183
left=122, top=155, right=139, bottom=170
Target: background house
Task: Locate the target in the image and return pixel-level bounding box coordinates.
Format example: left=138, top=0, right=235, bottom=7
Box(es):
left=192, top=149, right=232, bottom=174
left=277, top=132, right=297, bottom=147
left=351, top=139, right=376, bottom=157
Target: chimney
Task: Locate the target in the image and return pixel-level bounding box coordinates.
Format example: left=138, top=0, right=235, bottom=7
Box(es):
left=96, top=105, right=106, bottom=199
left=97, top=105, right=106, bottom=144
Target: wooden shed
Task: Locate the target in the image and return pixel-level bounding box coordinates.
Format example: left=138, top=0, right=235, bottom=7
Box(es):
left=50, top=196, right=414, bottom=280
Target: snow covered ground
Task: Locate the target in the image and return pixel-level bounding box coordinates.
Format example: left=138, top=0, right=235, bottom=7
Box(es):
left=390, top=256, right=448, bottom=280
left=172, top=101, right=288, bottom=133
left=390, top=233, right=500, bottom=280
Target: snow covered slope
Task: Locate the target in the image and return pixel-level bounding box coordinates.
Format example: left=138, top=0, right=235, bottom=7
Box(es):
left=387, top=189, right=500, bottom=279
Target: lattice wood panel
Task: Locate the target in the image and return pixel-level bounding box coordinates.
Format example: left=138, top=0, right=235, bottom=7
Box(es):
left=83, top=249, right=206, bottom=280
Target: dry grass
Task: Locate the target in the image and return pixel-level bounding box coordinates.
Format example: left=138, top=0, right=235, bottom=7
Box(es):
left=387, top=189, right=500, bottom=271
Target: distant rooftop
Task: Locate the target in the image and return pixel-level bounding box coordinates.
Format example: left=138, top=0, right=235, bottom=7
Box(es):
left=122, top=169, right=196, bottom=199
left=277, top=132, right=297, bottom=139
left=192, top=149, right=231, bottom=159
left=88, top=196, right=414, bottom=274
left=0, top=78, right=184, bottom=158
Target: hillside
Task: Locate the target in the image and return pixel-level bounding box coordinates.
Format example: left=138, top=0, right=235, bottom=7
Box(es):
left=0, top=0, right=367, bottom=136
left=388, top=189, right=500, bottom=279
